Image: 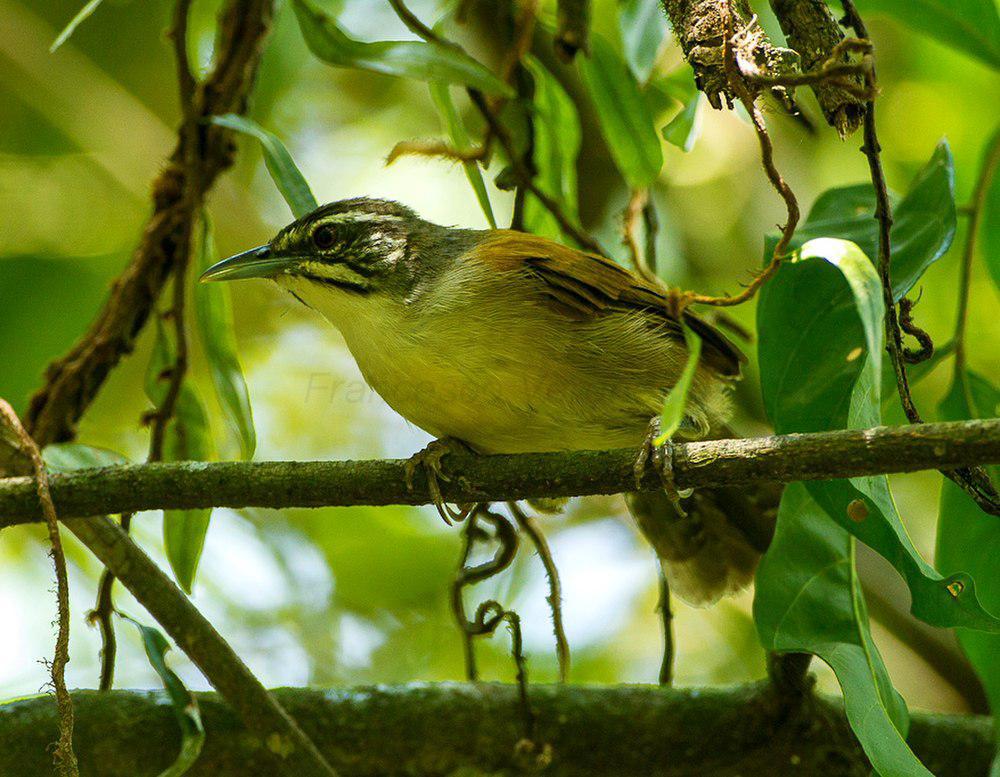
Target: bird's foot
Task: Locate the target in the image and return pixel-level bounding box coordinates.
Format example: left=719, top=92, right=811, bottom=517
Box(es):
left=634, top=418, right=692, bottom=516
left=404, top=437, right=475, bottom=525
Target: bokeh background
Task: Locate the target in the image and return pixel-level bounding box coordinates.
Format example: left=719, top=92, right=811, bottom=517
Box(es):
left=1, top=0, right=998, bottom=715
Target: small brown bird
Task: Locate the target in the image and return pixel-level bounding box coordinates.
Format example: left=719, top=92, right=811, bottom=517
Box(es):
left=202, top=198, right=775, bottom=604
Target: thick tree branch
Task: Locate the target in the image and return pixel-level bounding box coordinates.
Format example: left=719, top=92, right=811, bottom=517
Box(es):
left=1, top=420, right=998, bottom=527
left=24, top=0, right=274, bottom=447
left=0, top=684, right=993, bottom=776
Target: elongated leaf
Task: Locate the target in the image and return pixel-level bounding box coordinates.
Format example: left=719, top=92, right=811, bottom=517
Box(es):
left=854, top=0, right=1000, bottom=70
left=43, top=442, right=128, bottom=472
left=977, top=128, right=1000, bottom=293
left=782, top=141, right=956, bottom=301
left=292, top=0, right=513, bottom=97
left=661, top=95, right=701, bottom=152
left=755, top=484, right=928, bottom=776
left=578, top=35, right=662, bottom=188
left=655, top=323, right=701, bottom=443
left=145, top=319, right=214, bottom=594
left=523, top=55, right=580, bottom=241
left=428, top=83, right=496, bottom=228
left=936, top=370, right=1000, bottom=770
left=210, top=115, right=317, bottom=219
left=50, top=0, right=106, bottom=52
left=121, top=615, right=205, bottom=776
left=758, top=237, right=1000, bottom=633
left=194, top=214, right=256, bottom=459
left=618, top=0, right=669, bottom=83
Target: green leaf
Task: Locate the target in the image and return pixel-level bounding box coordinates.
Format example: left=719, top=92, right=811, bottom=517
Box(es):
left=49, top=0, right=106, bottom=53
left=145, top=319, right=214, bottom=594
left=292, top=0, right=514, bottom=97
left=618, top=0, right=669, bottom=83
left=976, top=128, right=1000, bottom=293
left=936, top=370, right=1000, bottom=766
left=210, top=115, right=317, bottom=219
left=428, top=83, right=496, bottom=228
left=758, top=237, right=1000, bottom=633
left=578, top=34, right=663, bottom=189
left=120, top=615, right=205, bottom=777
left=755, top=483, right=930, bottom=777
left=194, top=214, right=256, bottom=459
left=655, top=323, right=701, bottom=443
left=661, top=95, right=701, bottom=152
left=523, top=55, right=581, bottom=241
left=854, top=0, right=1000, bottom=70
left=780, top=141, right=956, bottom=301
left=43, top=442, right=128, bottom=472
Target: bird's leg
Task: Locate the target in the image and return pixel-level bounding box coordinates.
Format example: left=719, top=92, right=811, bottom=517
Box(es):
left=634, top=417, right=689, bottom=517
left=404, top=437, right=475, bottom=525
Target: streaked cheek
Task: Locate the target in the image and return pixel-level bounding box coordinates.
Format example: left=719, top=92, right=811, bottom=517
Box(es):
left=297, top=260, right=372, bottom=291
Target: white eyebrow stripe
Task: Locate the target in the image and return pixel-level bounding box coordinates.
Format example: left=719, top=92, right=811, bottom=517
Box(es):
left=321, top=212, right=404, bottom=224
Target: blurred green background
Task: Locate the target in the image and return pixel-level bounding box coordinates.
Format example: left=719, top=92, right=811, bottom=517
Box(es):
left=1, top=0, right=997, bottom=714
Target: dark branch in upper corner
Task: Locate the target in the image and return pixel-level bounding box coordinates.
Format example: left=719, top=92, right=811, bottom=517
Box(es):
left=2, top=420, right=999, bottom=527
left=24, top=0, right=275, bottom=448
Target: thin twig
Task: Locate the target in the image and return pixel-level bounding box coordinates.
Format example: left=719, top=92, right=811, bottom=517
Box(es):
left=623, top=188, right=658, bottom=285
left=509, top=503, right=570, bottom=682
left=953, top=126, right=1000, bottom=375
left=451, top=506, right=519, bottom=681
left=686, top=9, right=799, bottom=308
left=899, top=297, right=934, bottom=364
left=0, top=399, right=78, bottom=777
left=657, top=563, right=674, bottom=686
left=842, top=0, right=1000, bottom=517
left=386, top=0, right=605, bottom=254
left=744, top=37, right=873, bottom=98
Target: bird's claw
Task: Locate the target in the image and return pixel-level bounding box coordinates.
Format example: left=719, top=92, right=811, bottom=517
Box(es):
left=404, top=438, right=474, bottom=526
left=634, top=418, right=690, bottom=517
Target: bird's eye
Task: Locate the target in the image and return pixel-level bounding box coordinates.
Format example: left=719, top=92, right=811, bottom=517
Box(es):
left=312, top=225, right=335, bottom=250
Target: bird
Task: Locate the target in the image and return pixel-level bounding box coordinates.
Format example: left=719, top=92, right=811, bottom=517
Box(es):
left=201, top=197, right=777, bottom=605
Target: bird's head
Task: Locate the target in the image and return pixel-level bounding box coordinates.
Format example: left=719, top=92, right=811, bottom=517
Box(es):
left=201, top=198, right=432, bottom=302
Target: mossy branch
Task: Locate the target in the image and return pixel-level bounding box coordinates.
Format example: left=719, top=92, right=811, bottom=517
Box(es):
left=2, top=419, right=999, bottom=527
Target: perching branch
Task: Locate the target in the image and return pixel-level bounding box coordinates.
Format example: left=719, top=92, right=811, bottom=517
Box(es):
left=2, top=420, right=999, bottom=527
left=25, top=0, right=275, bottom=447
left=1, top=684, right=994, bottom=776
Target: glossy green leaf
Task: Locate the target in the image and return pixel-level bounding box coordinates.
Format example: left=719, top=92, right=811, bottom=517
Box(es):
left=656, top=323, right=701, bottom=443
left=781, top=141, right=956, bottom=301
left=661, top=95, right=701, bottom=153
left=428, top=83, right=496, bottom=229
left=578, top=35, right=662, bottom=189
left=618, top=0, right=669, bottom=83
left=755, top=483, right=928, bottom=776
left=523, top=55, right=580, bottom=241
left=121, top=615, right=205, bottom=776
left=936, top=369, right=1000, bottom=768
left=758, top=237, right=1000, bottom=633
left=145, top=319, right=214, bottom=594
left=194, top=214, right=256, bottom=459
left=292, top=0, right=513, bottom=97
left=50, top=0, right=106, bottom=53
left=43, top=442, right=128, bottom=472
left=977, top=128, right=1000, bottom=293
left=854, top=0, right=1000, bottom=69
left=210, top=115, right=317, bottom=219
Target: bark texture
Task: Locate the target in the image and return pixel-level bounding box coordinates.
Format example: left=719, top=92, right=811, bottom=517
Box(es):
left=2, top=420, right=998, bottom=527
left=0, top=684, right=994, bottom=776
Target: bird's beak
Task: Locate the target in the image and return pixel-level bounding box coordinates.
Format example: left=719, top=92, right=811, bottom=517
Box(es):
left=200, top=245, right=295, bottom=282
